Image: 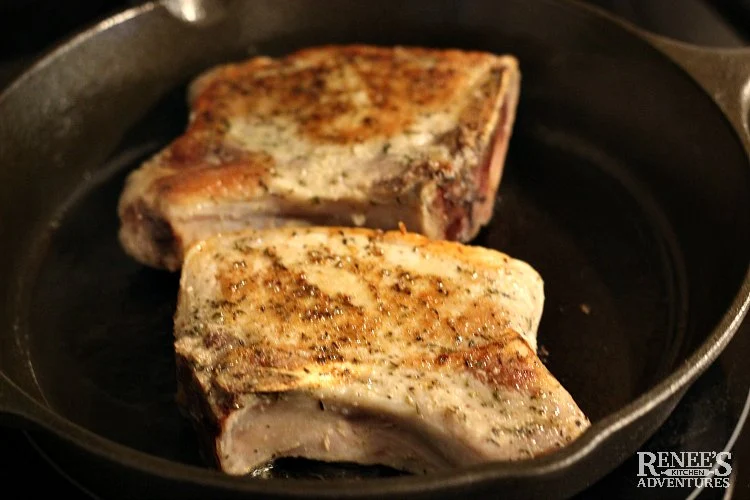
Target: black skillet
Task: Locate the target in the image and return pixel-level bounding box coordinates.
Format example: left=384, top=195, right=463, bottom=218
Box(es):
left=0, top=0, right=748, bottom=498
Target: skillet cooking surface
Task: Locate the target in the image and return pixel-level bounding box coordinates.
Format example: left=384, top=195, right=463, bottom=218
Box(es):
left=0, top=0, right=748, bottom=496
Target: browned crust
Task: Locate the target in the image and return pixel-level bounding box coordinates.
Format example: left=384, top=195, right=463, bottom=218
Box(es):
left=118, top=46, right=521, bottom=270
left=186, top=45, right=508, bottom=146
left=150, top=154, right=274, bottom=203
left=173, top=227, right=589, bottom=470
left=178, top=226, right=541, bottom=399
left=432, top=339, right=544, bottom=394
left=187, top=329, right=543, bottom=398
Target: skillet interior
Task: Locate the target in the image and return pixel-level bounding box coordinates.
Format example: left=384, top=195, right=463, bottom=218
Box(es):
left=0, top=0, right=748, bottom=497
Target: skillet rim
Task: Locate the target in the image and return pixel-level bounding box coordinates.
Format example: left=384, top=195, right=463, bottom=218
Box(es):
left=0, top=0, right=748, bottom=495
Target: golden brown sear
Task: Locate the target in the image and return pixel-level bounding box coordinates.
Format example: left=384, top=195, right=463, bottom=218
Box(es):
left=118, top=45, right=521, bottom=270
left=174, top=227, right=589, bottom=475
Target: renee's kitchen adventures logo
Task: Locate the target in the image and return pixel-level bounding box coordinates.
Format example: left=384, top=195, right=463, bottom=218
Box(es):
left=637, top=451, right=732, bottom=488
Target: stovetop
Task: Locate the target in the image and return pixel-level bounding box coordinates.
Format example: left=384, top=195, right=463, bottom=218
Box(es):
left=0, top=1, right=748, bottom=498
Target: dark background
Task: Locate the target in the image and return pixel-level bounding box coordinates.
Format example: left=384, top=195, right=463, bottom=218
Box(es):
left=0, top=0, right=745, bottom=58
left=0, top=0, right=748, bottom=498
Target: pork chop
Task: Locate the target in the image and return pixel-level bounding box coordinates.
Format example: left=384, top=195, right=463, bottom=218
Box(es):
left=174, top=227, right=589, bottom=475
left=119, top=45, right=521, bottom=270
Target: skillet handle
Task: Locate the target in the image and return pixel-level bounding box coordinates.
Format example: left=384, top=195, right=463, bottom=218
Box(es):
left=0, top=371, right=50, bottom=431
left=642, top=33, right=750, bottom=149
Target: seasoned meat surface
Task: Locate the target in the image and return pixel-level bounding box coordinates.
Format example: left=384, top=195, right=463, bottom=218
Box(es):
left=119, top=45, right=521, bottom=270
left=174, top=227, right=589, bottom=475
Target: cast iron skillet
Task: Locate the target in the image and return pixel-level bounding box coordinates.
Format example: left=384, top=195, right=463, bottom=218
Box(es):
left=0, top=0, right=748, bottom=498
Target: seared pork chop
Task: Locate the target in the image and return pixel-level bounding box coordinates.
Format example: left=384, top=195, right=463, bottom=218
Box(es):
left=174, top=227, right=589, bottom=475
left=119, top=45, right=521, bottom=270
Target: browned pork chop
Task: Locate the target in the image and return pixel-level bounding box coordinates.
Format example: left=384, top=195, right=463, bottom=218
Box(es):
left=174, top=227, right=589, bottom=475
left=119, top=45, right=521, bottom=270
